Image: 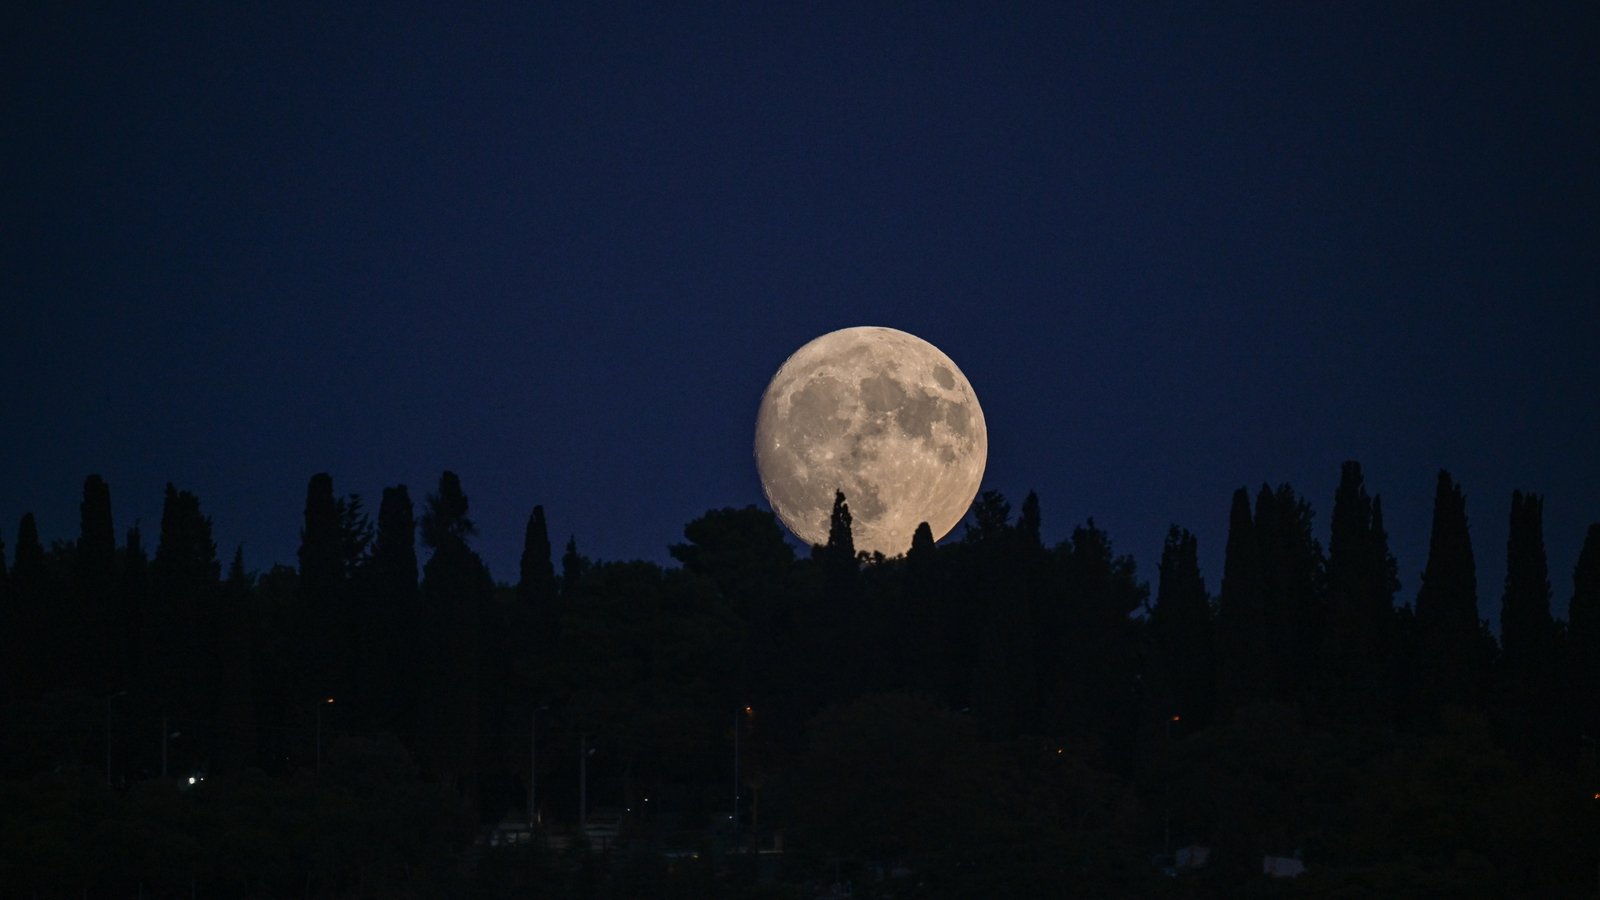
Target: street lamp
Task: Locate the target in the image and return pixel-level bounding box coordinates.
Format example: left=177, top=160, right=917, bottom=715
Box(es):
left=733, top=705, right=752, bottom=850
left=316, top=697, right=334, bottom=774
left=161, top=719, right=182, bottom=779
left=579, top=734, right=595, bottom=834
left=529, top=704, right=549, bottom=830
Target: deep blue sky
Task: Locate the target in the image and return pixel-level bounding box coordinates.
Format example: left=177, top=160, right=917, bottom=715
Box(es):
left=5, top=3, right=1596, bottom=625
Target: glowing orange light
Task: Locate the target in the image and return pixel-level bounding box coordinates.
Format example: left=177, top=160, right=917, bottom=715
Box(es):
left=743, top=706, right=753, bottom=715
left=326, top=698, right=335, bottom=704
left=1056, top=748, right=1064, bottom=755
left=1170, top=715, right=1181, bottom=722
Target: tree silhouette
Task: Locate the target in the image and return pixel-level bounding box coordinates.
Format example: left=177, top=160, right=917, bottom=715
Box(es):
left=1321, top=462, right=1399, bottom=724
left=72, top=475, right=117, bottom=693
left=1018, top=490, right=1042, bottom=549
left=148, top=484, right=220, bottom=758
left=1215, top=488, right=1262, bottom=715
left=965, top=489, right=1011, bottom=545
left=364, top=485, right=419, bottom=735
left=1495, top=490, right=1557, bottom=758
left=77, top=475, right=116, bottom=597
left=1150, top=526, right=1214, bottom=729
left=1500, top=490, right=1555, bottom=670
left=820, top=489, right=855, bottom=565
left=909, top=521, right=936, bottom=559
left=298, top=473, right=343, bottom=603
left=1413, top=471, right=1482, bottom=719
left=560, top=535, right=587, bottom=594
left=12, top=512, right=43, bottom=588
left=416, top=471, right=489, bottom=799
left=517, top=505, right=557, bottom=609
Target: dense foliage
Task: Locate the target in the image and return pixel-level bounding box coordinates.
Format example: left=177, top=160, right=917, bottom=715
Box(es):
left=1, top=464, right=1597, bottom=897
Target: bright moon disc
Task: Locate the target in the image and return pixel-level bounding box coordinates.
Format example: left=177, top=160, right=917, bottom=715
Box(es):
left=754, top=326, right=988, bottom=557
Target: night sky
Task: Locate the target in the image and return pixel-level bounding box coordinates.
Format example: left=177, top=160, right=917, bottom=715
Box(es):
left=6, top=3, right=1596, bottom=627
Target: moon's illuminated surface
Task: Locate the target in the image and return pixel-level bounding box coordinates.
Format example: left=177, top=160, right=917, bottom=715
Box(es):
left=754, top=326, right=987, bottom=557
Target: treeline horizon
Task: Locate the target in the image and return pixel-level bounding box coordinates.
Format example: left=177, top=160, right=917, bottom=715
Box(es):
left=2, top=461, right=1598, bottom=897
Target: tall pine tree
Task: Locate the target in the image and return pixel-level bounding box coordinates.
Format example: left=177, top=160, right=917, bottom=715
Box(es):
left=517, top=505, right=557, bottom=609
left=1321, top=462, right=1399, bottom=724
left=364, top=485, right=419, bottom=736
left=75, top=475, right=118, bottom=692
left=148, top=484, right=220, bottom=750
left=1495, top=490, right=1557, bottom=757
left=1414, top=471, right=1482, bottom=718
left=1215, top=488, right=1261, bottom=715
left=1500, top=491, right=1555, bottom=672
left=1150, top=526, right=1214, bottom=729
left=416, top=472, right=489, bottom=799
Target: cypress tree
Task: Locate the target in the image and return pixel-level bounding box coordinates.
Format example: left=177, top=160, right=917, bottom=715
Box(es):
left=1017, top=490, right=1042, bottom=549
left=908, top=521, right=936, bottom=560
left=1500, top=491, right=1554, bottom=672
left=417, top=471, right=488, bottom=796
left=1215, top=488, right=1260, bottom=713
left=825, top=490, right=856, bottom=562
left=1150, top=526, right=1214, bottom=728
left=9, top=515, right=45, bottom=699
left=1495, top=490, right=1557, bottom=757
left=1322, top=462, right=1399, bottom=723
left=365, top=485, right=419, bottom=735
left=152, top=485, right=220, bottom=594
left=1414, top=471, right=1481, bottom=716
left=216, top=546, right=257, bottom=772
left=115, top=525, right=148, bottom=689
left=518, top=505, right=557, bottom=608
left=12, top=513, right=44, bottom=587
left=149, top=484, right=220, bottom=733
left=298, top=473, right=342, bottom=603
left=561, top=536, right=588, bottom=593
left=78, top=475, right=116, bottom=596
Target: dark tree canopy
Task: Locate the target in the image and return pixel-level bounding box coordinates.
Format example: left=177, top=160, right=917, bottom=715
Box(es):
left=1, top=463, right=1597, bottom=897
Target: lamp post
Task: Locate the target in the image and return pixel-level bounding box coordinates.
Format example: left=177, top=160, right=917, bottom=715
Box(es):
left=579, top=733, right=589, bottom=835
left=104, top=690, right=127, bottom=787
left=316, top=697, right=334, bottom=774
left=733, top=706, right=752, bottom=851
left=529, top=704, right=548, bottom=830
left=161, top=719, right=182, bottom=779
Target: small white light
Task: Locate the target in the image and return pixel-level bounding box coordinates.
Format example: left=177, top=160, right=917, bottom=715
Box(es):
left=188, top=776, right=196, bottom=785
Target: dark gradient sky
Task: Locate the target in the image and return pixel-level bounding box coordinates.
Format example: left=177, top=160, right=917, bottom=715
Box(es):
left=5, top=3, right=1597, bottom=626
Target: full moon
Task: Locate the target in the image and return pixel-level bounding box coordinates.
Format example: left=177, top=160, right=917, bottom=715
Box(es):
left=754, top=326, right=988, bottom=557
